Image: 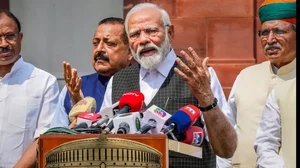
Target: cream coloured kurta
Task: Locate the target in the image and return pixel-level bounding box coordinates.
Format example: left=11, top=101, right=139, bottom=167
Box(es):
left=228, top=58, right=296, bottom=168
left=254, top=78, right=296, bottom=168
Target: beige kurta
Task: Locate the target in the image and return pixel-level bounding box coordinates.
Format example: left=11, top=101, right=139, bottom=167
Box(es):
left=231, top=58, right=296, bottom=168
left=276, top=78, right=296, bottom=168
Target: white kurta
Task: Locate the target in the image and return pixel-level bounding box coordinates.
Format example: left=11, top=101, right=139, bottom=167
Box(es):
left=0, top=57, right=59, bottom=167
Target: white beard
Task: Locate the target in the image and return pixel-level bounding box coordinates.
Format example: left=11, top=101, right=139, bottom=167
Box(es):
left=131, top=33, right=171, bottom=70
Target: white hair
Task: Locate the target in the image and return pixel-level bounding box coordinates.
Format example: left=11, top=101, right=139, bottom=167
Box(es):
left=124, top=3, right=171, bottom=35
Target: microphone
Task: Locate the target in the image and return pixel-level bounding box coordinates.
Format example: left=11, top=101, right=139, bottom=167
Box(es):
left=102, top=119, right=114, bottom=134
left=99, top=101, right=120, bottom=119
left=162, top=104, right=201, bottom=135
left=118, top=91, right=144, bottom=114
left=72, top=121, right=102, bottom=134
left=95, top=101, right=120, bottom=130
left=138, top=105, right=171, bottom=134
left=68, top=97, right=97, bottom=122
left=136, top=119, right=156, bottom=134
left=72, top=122, right=88, bottom=130
left=76, top=112, right=101, bottom=127
left=113, top=112, right=142, bottom=134
left=116, top=122, right=130, bottom=134
left=179, top=126, right=205, bottom=147
left=90, top=117, right=110, bottom=128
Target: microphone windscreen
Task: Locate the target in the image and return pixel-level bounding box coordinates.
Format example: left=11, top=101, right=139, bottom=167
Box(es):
left=76, top=112, right=101, bottom=126
left=165, top=110, right=191, bottom=134
left=179, top=104, right=201, bottom=126
left=182, top=126, right=204, bottom=146
left=68, top=97, right=97, bottom=122
left=118, top=91, right=144, bottom=112
left=165, top=104, right=201, bottom=134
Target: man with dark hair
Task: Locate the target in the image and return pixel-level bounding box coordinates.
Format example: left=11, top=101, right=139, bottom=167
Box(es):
left=0, top=9, right=59, bottom=167
left=51, top=17, right=132, bottom=128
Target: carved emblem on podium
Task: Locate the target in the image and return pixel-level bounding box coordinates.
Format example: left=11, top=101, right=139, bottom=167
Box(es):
left=45, top=134, right=162, bottom=167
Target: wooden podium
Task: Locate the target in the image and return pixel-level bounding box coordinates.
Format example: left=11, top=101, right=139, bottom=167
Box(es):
left=38, top=134, right=168, bottom=168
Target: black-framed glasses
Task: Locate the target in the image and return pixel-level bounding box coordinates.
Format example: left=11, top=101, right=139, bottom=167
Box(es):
left=0, top=33, right=19, bottom=43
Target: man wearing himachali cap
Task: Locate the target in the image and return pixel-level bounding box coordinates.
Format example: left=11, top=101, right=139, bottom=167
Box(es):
left=224, top=0, right=296, bottom=167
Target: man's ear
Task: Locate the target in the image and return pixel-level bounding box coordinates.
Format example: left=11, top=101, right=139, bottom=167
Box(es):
left=127, top=48, right=137, bottom=64
left=19, top=32, right=24, bottom=40
left=127, top=48, right=132, bottom=60
left=167, top=25, right=174, bottom=45
left=168, top=25, right=174, bottom=40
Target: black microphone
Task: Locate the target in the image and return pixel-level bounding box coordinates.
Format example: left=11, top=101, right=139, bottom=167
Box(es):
left=72, top=122, right=88, bottom=130
left=136, top=119, right=156, bottom=134
left=102, top=120, right=114, bottom=134
left=72, top=122, right=94, bottom=133
left=90, top=117, right=110, bottom=128
left=117, top=122, right=130, bottom=134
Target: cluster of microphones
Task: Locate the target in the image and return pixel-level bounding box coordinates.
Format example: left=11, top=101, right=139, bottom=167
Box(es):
left=63, top=91, right=205, bottom=147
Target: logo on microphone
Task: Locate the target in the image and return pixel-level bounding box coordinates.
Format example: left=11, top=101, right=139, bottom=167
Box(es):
left=192, top=132, right=203, bottom=146
left=153, top=107, right=167, bottom=117
left=124, top=92, right=141, bottom=97
left=185, top=106, right=196, bottom=115
left=84, top=113, right=95, bottom=119
left=135, top=117, right=141, bottom=130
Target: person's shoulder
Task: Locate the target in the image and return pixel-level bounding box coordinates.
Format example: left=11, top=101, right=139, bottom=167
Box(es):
left=23, top=62, right=56, bottom=80
left=239, top=60, right=270, bottom=75
left=80, top=72, right=98, bottom=80
left=115, top=63, right=139, bottom=75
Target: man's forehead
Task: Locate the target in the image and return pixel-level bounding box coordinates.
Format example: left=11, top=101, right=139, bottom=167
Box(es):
left=0, top=14, right=17, bottom=28
left=261, top=20, right=291, bottom=28
left=0, top=22, right=18, bottom=35
left=128, top=8, right=162, bottom=26
left=94, top=24, right=123, bottom=38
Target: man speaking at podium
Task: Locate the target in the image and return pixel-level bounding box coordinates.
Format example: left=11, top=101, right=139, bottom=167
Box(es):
left=101, top=3, right=237, bottom=168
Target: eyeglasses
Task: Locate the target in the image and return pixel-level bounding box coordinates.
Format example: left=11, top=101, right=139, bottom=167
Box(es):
left=0, top=33, right=19, bottom=43
left=258, top=27, right=293, bottom=38
left=128, top=25, right=170, bottom=41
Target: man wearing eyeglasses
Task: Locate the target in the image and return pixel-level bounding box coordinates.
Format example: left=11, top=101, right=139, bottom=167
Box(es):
left=227, top=0, right=296, bottom=167
left=101, top=3, right=237, bottom=168
left=0, top=10, right=59, bottom=167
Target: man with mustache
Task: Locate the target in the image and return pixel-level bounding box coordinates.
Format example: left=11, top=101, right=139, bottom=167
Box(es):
left=51, top=17, right=132, bottom=128
left=227, top=0, right=296, bottom=167
left=0, top=10, right=59, bottom=167
left=101, top=3, right=237, bottom=167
